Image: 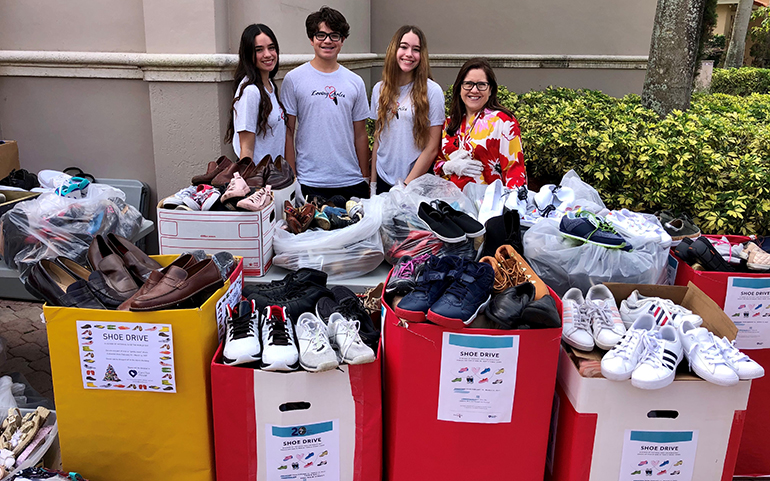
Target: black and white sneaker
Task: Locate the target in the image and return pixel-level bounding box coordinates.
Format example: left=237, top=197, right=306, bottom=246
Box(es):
left=260, top=305, right=299, bottom=371
left=631, top=325, right=683, bottom=390
left=223, top=299, right=261, bottom=366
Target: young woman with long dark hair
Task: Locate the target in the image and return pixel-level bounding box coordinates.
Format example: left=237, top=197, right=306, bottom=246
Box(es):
left=369, top=25, right=445, bottom=194
left=434, top=58, right=526, bottom=190
left=225, top=24, right=286, bottom=161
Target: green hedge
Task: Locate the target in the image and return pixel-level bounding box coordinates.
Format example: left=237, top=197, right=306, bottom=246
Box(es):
left=710, top=67, right=770, bottom=95
left=499, top=87, right=770, bottom=235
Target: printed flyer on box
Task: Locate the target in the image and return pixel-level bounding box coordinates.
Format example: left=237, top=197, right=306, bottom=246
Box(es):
left=724, top=277, right=770, bottom=349
left=215, top=273, right=243, bottom=343
left=265, top=420, right=339, bottom=481
left=437, top=332, right=519, bottom=424
left=76, top=321, right=176, bottom=393
left=618, top=430, right=698, bottom=481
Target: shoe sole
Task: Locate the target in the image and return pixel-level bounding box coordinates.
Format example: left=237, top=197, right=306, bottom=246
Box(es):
left=427, top=229, right=467, bottom=244
left=631, top=371, right=675, bottom=390
left=299, top=359, right=339, bottom=372
left=600, top=364, right=634, bottom=381
left=561, top=232, right=627, bottom=250
left=393, top=306, right=427, bottom=323
left=223, top=352, right=261, bottom=366
left=690, top=361, right=740, bottom=387
left=261, top=358, right=300, bottom=372
left=427, top=295, right=491, bottom=329
left=201, top=192, right=221, bottom=211
left=562, top=334, right=595, bottom=352
left=594, top=337, right=623, bottom=351
left=464, top=226, right=486, bottom=238
left=342, top=352, right=376, bottom=365
left=182, top=197, right=201, bottom=210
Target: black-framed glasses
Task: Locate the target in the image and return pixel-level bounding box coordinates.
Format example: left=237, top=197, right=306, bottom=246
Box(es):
left=314, top=31, right=343, bottom=42
left=461, top=81, right=490, bottom=91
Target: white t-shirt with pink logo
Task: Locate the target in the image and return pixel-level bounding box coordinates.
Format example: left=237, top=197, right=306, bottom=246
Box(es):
left=281, top=62, right=369, bottom=188
left=232, top=78, right=286, bottom=161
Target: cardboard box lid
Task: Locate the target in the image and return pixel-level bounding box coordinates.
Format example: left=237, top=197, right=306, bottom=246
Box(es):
left=0, top=141, right=20, bottom=179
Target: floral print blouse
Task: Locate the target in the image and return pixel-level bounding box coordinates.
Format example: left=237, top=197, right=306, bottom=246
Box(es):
left=434, top=108, right=526, bottom=190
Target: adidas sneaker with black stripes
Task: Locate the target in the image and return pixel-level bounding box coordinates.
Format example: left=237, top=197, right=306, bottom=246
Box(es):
left=631, top=325, right=683, bottom=390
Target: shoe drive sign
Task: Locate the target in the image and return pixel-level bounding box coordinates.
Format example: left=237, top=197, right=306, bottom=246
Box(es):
left=618, top=430, right=698, bottom=481
left=77, top=321, right=176, bottom=393
left=724, top=277, right=770, bottom=349
left=437, top=333, right=519, bottom=424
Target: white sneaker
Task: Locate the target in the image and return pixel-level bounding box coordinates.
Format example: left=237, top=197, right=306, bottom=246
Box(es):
left=605, top=209, right=672, bottom=247
left=296, top=313, right=339, bottom=372
left=260, top=306, right=299, bottom=371
left=601, top=314, right=656, bottom=381
left=619, top=290, right=703, bottom=330
left=679, top=321, right=739, bottom=386
left=561, top=288, right=594, bottom=351
left=477, top=179, right=504, bottom=225
left=584, top=285, right=626, bottom=350
left=631, top=325, right=682, bottom=390
left=161, top=186, right=197, bottom=208
left=222, top=300, right=261, bottom=366
left=327, top=312, right=376, bottom=365
left=716, top=336, right=765, bottom=380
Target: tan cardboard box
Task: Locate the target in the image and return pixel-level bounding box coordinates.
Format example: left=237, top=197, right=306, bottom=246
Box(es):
left=0, top=141, right=20, bottom=179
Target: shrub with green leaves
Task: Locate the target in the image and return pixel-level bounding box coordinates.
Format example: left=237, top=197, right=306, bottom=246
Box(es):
left=710, top=67, right=770, bottom=95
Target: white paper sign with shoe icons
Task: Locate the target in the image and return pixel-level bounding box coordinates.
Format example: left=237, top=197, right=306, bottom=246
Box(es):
left=77, top=321, right=177, bottom=393
left=724, top=277, right=770, bottom=349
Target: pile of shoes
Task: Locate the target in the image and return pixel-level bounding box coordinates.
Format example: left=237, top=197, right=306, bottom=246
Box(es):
left=24, top=234, right=233, bottom=311
left=160, top=154, right=294, bottom=213
left=675, top=236, right=770, bottom=272
left=389, top=248, right=561, bottom=330
left=283, top=196, right=364, bottom=235
left=228, top=269, right=380, bottom=372
left=11, top=467, right=88, bottom=481
left=561, top=284, right=765, bottom=389
left=0, top=407, right=51, bottom=474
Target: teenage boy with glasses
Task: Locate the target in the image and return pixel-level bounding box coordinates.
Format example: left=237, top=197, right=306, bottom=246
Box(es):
left=281, top=6, right=371, bottom=201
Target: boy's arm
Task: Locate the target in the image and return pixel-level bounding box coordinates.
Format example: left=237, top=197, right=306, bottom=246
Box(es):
left=354, top=120, right=370, bottom=179
left=284, top=115, right=297, bottom=171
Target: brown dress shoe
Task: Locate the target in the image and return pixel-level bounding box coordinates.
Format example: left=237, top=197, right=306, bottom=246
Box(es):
left=129, top=259, right=224, bottom=311
left=106, top=233, right=162, bottom=282
left=192, top=155, right=234, bottom=186
left=244, top=154, right=272, bottom=188
left=87, top=235, right=140, bottom=298
left=284, top=201, right=302, bottom=234
left=118, top=254, right=195, bottom=310
left=212, top=157, right=253, bottom=187
left=298, top=204, right=316, bottom=233
left=265, top=155, right=295, bottom=190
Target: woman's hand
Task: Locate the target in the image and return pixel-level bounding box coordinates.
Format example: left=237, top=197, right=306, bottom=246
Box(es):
left=443, top=149, right=483, bottom=177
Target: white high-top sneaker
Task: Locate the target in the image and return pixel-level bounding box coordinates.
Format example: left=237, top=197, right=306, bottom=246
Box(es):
left=222, top=299, right=261, bottom=366
left=260, top=305, right=299, bottom=372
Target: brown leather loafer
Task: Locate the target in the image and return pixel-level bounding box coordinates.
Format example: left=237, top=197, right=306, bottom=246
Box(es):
left=106, top=233, right=162, bottom=282
left=192, top=155, right=234, bottom=186
left=244, top=154, right=272, bottom=188
left=87, top=235, right=140, bottom=297
left=118, top=254, right=195, bottom=310
left=212, top=157, right=253, bottom=187
left=265, top=155, right=295, bottom=190
left=129, top=259, right=224, bottom=311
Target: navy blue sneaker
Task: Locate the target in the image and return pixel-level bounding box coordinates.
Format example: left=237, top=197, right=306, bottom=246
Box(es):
left=394, top=255, right=463, bottom=322
left=427, top=260, right=495, bottom=328
left=559, top=210, right=631, bottom=250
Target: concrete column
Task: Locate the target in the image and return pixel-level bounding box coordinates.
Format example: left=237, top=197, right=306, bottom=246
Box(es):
left=724, top=0, right=754, bottom=68
left=642, top=0, right=707, bottom=117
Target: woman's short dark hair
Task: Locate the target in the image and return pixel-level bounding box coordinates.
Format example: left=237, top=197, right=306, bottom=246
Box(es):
left=446, top=58, right=513, bottom=137
left=305, top=6, right=350, bottom=39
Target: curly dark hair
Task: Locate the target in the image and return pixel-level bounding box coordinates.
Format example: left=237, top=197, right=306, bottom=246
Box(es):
left=305, top=6, right=350, bottom=39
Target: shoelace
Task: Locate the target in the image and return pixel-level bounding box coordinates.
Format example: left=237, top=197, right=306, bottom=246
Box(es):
left=300, top=320, right=328, bottom=353
left=639, top=332, right=664, bottom=367
left=570, top=306, right=591, bottom=332
left=611, top=329, right=644, bottom=360
left=230, top=311, right=255, bottom=340
left=267, top=315, right=291, bottom=346
left=337, top=298, right=368, bottom=323
left=394, top=259, right=415, bottom=280
left=686, top=332, right=728, bottom=370
left=335, top=319, right=365, bottom=358
left=582, top=302, right=616, bottom=330
left=719, top=337, right=750, bottom=364
left=444, top=273, right=473, bottom=300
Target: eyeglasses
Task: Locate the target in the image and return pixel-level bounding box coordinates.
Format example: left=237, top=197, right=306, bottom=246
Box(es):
left=314, top=31, right=343, bottom=42
left=461, top=81, right=490, bottom=92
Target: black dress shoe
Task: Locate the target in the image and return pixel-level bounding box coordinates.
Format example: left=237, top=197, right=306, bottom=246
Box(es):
left=480, top=208, right=522, bottom=259
left=485, top=282, right=535, bottom=329
left=56, top=257, right=128, bottom=309
left=519, top=295, right=561, bottom=329
left=25, top=259, right=105, bottom=309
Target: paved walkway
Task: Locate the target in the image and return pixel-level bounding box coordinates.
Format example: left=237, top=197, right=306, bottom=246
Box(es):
left=0, top=299, right=54, bottom=403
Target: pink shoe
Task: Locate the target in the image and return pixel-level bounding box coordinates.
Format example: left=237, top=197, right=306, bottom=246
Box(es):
left=221, top=172, right=250, bottom=202
left=237, top=185, right=273, bottom=212
left=183, top=184, right=220, bottom=210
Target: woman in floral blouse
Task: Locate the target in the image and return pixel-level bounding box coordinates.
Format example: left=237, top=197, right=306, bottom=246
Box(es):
left=434, top=58, right=526, bottom=190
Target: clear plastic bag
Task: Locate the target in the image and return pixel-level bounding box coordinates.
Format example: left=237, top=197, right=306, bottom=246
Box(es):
left=380, top=176, right=479, bottom=264
left=522, top=218, right=669, bottom=297
left=272, top=196, right=385, bottom=280
left=0, top=187, right=143, bottom=276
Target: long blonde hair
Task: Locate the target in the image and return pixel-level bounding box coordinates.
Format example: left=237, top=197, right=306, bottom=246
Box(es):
left=375, top=26, right=432, bottom=149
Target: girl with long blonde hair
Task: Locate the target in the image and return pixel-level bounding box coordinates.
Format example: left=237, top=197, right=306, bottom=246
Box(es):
left=370, top=26, right=445, bottom=194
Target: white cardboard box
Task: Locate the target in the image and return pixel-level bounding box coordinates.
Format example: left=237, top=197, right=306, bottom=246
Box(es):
left=546, top=282, right=751, bottom=481
left=157, top=202, right=275, bottom=276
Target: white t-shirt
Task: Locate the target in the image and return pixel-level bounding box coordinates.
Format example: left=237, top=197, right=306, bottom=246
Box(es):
left=370, top=79, right=446, bottom=186
left=232, top=78, right=286, bottom=161
left=280, top=62, right=369, bottom=188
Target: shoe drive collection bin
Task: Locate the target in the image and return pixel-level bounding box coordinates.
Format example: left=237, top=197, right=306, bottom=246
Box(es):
left=210, top=341, right=383, bottom=481
left=382, top=281, right=563, bottom=481
left=671, top=242, right=770, bottom=476
left=44, top=256, right=244, bottom=481
left=546, top=282, right=751, bottom=481
left=157, top=201, right=275, bottom=277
